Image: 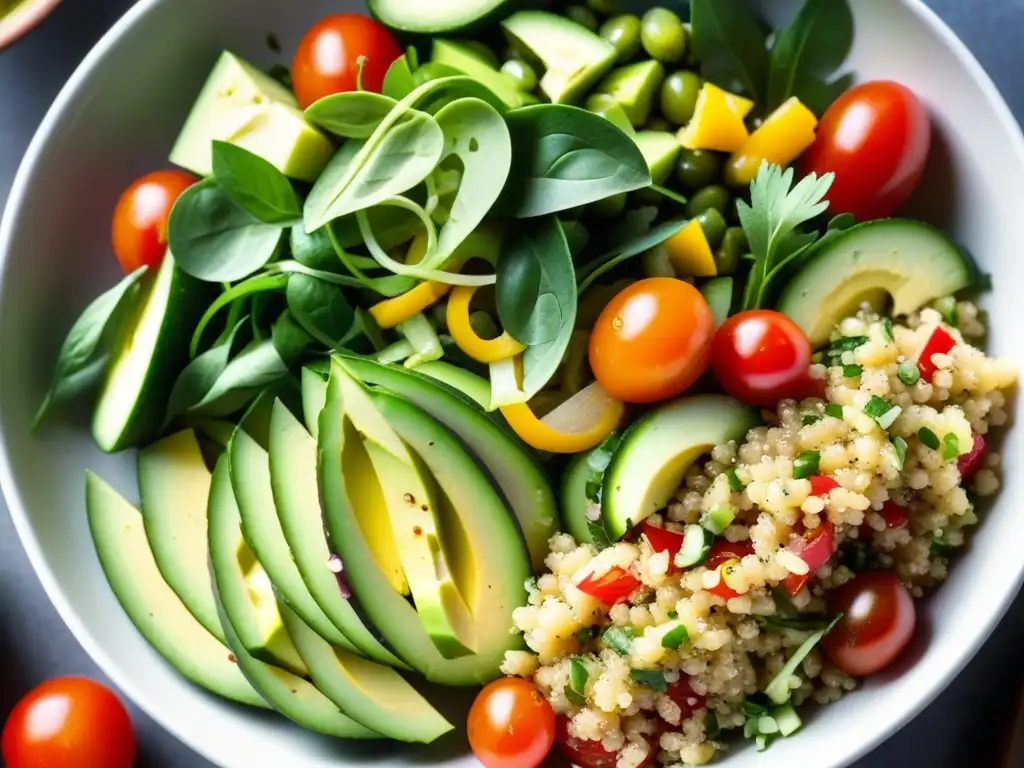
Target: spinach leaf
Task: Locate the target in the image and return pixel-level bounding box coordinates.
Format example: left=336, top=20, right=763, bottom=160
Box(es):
left=286, top=273, right=355, bottom=348
left=383, top=54, right=417, bottom=100
left=304, top=111, right=445, bottom=231
left=190, top=273, right=289, bottom=357
left=577, top=215, right=690, bottom=293
left=497, top=104, right=651, bottom=219
left=690, top=0, right=769, bottom=103
left=32, top=266, right=148, bottom=431
left=433, top=97, right=512, bottom=261
left=169, top=179, right=283, bottom=283
left=325, top=224, right=418, bottom=297
left=187, top=338, right=289, bottom=418
left=165, top=316, right=249, bottom=427
left=305, top=91, right=399, bottom=139
left=211, top=141, right=301, bottom=225
left=290, top=224, right=342, bottom=273
left=272, top=310, right=316, bottom=366
left=329, top=206, right=423, bottom=253
left=497, top=215, right=576, bottom=345
left=766, top=0, right=854, bottom=114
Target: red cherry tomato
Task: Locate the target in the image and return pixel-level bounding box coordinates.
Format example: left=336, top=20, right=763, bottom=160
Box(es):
left=705, top=540, right=754, bottom=570
left=801, top=80, right=931, bottom=222
left=860, top=500, right=910, bottom=539
left=467, top=678, right=555, bottom=768
left=809, top=475, right=840, bottom=497
left=783, top=521, right=836, bottom=596
left=555, top=716, right=655, bottom=768
left=641, top=521, right=685, bottom=572
left=576, top=566, right=642, bottom=605
left=958, top=431, right=986, bottom=480
left=291, top=14, right=402, bottom=107
left=2, top=677, right=136, bottom=768
left=822, top=571, right=917, bottom=677
left=666, top=678, right=706, bottom=720
left=589, top=278, right=714, bottom=404
left=916, top=326, right=956, bottom=383
left=710, top=310, right=813, bottom=407
left=111, top=169, right=196, bottom=273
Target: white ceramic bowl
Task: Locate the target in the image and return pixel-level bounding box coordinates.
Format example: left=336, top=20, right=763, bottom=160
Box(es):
left=1, top=1, right=1022, bottom=766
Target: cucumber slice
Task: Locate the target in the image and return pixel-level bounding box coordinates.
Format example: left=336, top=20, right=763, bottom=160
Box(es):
left=368, top=0, right=514, bottom=34
left=676, top=524, right=710, bottom=568
left=702, top=505, right=736, bottom=535
left=773, top=704, right=802, bottom=737
left=764, top=615, right=842, bottom=704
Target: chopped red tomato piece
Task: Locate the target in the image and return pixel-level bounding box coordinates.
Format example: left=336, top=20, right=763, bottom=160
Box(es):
left=880, top=501, right=910, bottom=529
left=705, top=540, right=754, bottom=570
left=809, top=475, right=840, bottom=497
left=784, top=522, right=836, bottom=596
left=666, top=678, right=707, bottom=720
left=555, top=716, right=655, bottom=768
left=641, top=522, right=685, bottom=572
left=576, top=566, right=641, bottom=605
left=957, top=431, right=986, bottom=480
left=916, top=327, right=956, bottom=382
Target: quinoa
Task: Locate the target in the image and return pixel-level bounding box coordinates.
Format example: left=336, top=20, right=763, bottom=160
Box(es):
left=502, top=301, right=1016, bottom=766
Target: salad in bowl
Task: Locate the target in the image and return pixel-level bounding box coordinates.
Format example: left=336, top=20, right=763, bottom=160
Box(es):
left=22, top=0, right=1017, bottom=766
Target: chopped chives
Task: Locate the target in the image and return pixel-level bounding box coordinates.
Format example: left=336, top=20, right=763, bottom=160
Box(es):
left=726, top=468, right=745, bottom=492
left=629, top=669, right=668, bottom=692
left=793, top=451, right=821, bottom=479
left=802, top=413, right=821, bottom=425
left=882, top=318, right=895, bottom=342
left=876, top=405, right=903, bottom=430
left=661, top=624, right=690, bottom=650
left=942, top=433, right=960, bottom=460
left=863, top=396, right=890, bottom=419
left=576, top=627, right=594, bottom=644
left=569, top=657, right=589, bottom=696
left=842, top=364, right=863, bottom=378
left=918, top=427, right=940, bottom=450
left=825, top=403, right=843, bottom=419
left=891, top=436, right=907, bottom=469
left=601, top=626, right=635, bottom=655
left=897, top=361, right=920, bottom=386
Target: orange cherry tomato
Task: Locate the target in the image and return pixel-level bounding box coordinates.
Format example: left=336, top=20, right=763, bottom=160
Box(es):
left=589, top=278, right=714, bottom=404
left=467, top=678, right=555, bottom=768
left=111, top=169, right=196, bottom=273
left=291, top=14, right=402, bottom=108
left=2, top=677, right=136, bottom=768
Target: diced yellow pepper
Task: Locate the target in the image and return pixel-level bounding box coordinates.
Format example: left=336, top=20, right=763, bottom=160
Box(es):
left=446, top=285, right=525, bottom=363
left=664, top=219, right=717, bottom=277
left=500, top=382, right=625, bottom=454
left=726, top=97, right=819, bottom=187
left=677, top=83, right=753, bottom=153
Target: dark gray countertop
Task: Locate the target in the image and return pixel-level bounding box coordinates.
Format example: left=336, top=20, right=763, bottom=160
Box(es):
left=2, top=1, right=1023, bottom=766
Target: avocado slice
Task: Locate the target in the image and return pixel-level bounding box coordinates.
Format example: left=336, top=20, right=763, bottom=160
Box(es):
left=301, top=367, right=328, bottom=438
left=92, top=251, right=216, bottom=453
left=335, top=354, right=558, bottom=573
left=585, top=94, right=636, bottom=138
left=633, top=130, right=682, bottom=185
left=280, top=604, right=453, bottom=743
left=170, top=51, right=333, bottom=182
left=594, top=60, right=665, bottom=127
left=319, top=360, right=530, bottom=685
left=208, top=456, right=309, bottom=676
left=602, top=395, right=760, bottom=540
left=430, top=40, right=522, bottom=109
left=85, top=470, right=266, bottom=708
left=266, top=400, right=408, bottom=669
left=137, top=429, right=223, bottom=643
left=502, top=11, right=617, bottom=104
left=776, top=219, right=973, bottom=346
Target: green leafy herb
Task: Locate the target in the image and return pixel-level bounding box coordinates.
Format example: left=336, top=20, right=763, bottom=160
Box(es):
left=738, top=165, right=834, bottom=310
left=743, top=699, right=769, bottom=718
left=930, top=535, right=952, bottom=559
left=661, top=624, right=690, bottom=650
left=32, top=266, right=148, bottom=431
left=882, top=318, right=895, bottom=342
left=190, top=273, right=290, bottom=357
left=706, top=711, right=721, bottom=740
left=289, top=224, right=342, bottom=273
left=792, top=451, right=820, bottom=479
left=918, top=427, right=940, bottom=450
left=825, top=403, right=843, bottom=419
left=863, top=396, right=890, bottom=420
left=690, top=0, right=769, bottom=103
left=168, top=179, right=284, bottom=283
left=286, top=274, right=355, bottom=349
left=601, top=626, right=635, bottom=655
left=801, top=413, right=820, bottom=425
left=498, top=103, right=652, bottom=218
left=576, top=626, right=596, bottom=644
left=210, top=141, right=301, bottom=225
left=650, top=184, right=688, bottom=207
left=761, top=613, right=840, bottom=632
left=566, top=657, right=590, bottom=706
left=897, top=361, right=920, bottom=386
left=382, top=54, right=417, bottom=101
left=765, top=0, right=854, bottom=115
left=827, top=335, right=868, bottom=356
left=827, top=212, right=856, bottom=231
left=576, top=214, right=689, bottom=293
left=764, top=614, right=842, bottom=705
left=305, top=91, right=399, bottom=139
left=165, top=316, right=250, bottom=427
left=186, top=338, right=289, bottom=418
left=726, top=467, right=745, bottom=492
left=942, top=432, right=960, bottom=460
left=891, top=435, right=908, bottom=470
left=271, top=311, right=315, bottom=367
left=842, top=364, right=862, bottom=378
left=629, top=669, right=668, bottom=693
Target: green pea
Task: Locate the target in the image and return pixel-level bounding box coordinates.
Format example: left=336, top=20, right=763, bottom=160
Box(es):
left=501, top=59, right=538, bottom=92
left=675, top=149, right=721, bottom=190
left=587, top=0, right=620, bottom=14
left=641, top=8, right=687, bottom=63
left=462, top=40, right=500, bottom=69
left=566, top=5, right=599, bottom=31
left=686, top=185, right=730, bottom=218
left=599, top=14, right=642, bottom=63
left=695, top=208, right=726, bottom=249
left=645, top=115, right=672, bottom=132
left=714, top=227, right=748, bottom=275
left=660, top=71, right=701, bottom=126
left=591, top=192, right=628, bottom=218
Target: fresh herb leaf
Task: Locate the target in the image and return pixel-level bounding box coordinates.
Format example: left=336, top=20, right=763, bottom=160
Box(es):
left=802, top=413, right=820, bottom=425
left=601, top=626, right=635, bottom=655
left=629, top=669, right=668, bottom=692
left=792, top=450, right=820, bottom=479
left=828, top=335, right=868, bottom=355
left=882, top=318, right=895, bottom=342
left=706, top=711, right=721, bottom=739
left=827, top=212, right=856, bottom=231
left=305, top=91, right=399, bottom=139
left=762, top=613, right=839, bottom=632
left=271, top=310, right=315, bottom=367
left=918, top=427, right=940, bottom=450
left=897, top=361, right=920, bottom=386
left=576, top=215, right=689, bottom=293
left=863, top=396, right=890, bottom=419
left=169, top=179, right=284, bottom=283
left=930, top=535, right=952, bottom=559
left=210, top=141, right=301, bottom=225
left=842, top=364, right=862, bottom=378
left=661, top=624, right=690, bottom=649
left=498, top=104, right=652, bottom=218
left=942, top=432, right=960, bottom=460
left=825, top=403, right=843, bottom=419
left=566, top=657, right=590, bottom=706
left=738, top=164, right=834, bottom=310
left=726, top=467, right=745, bottom=492
left=382, top=54, right=417, bottom=100
left=32, top=266, right=148, bottom=431
left=190, top=273, right=290, bottom=357
left=743, top=699, right=769, bottom=717
left=891, top=435, right=907, bottom=470
left=186, top=338, right=289, bottom=418
left=576, top=626, right=596, bottom=644
left=690, top=0, right=770, bottom=103
left=764, top=614, right=842, bottom=705
left=286, top=274, right=355, bottom=349
left=289, top=224, right=343, bottom=273
left=165, top=316, right=250, bottom=427
left=587, top=519, right=613, bottom=549
left=650, top=184, right=688, bottom=206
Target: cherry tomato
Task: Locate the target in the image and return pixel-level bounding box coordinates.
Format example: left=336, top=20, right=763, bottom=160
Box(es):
left=641, top=521, right=685, bottom=572
left=809, top=475, right=840, bottom=497
left=783, top=521, right=836, bottom=596
left=705, top=540, right=754, bottom=570
left=801, top=80, right=931, bottom=222
left=822, top=571, right=916, bottom=677
left=555, top=716, right=655, bottom=768
left=860, top=501, right=910, bottom=539
left=576, top=566, right=641, bottom=605
left=666, top=678, right=706, bottom=720
left=958, top=431, right=986, bottom=481
left=589, top=278, right=714, bottom=404
left=467, top=678, right=555, bottom=768
left=916, top=326, right=956, bottom=382
left=710, top=310, right=813, bottom=407
left=2, top=677, right=136, bottom=768
left=291, top=14, right=402, bottom=107
left=111, top=169, right=196, bottom=273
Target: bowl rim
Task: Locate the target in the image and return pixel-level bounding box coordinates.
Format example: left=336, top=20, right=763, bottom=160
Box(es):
left=1, top=1, right=1023, bottom=767
left=0, top=0, right=65, bottom=50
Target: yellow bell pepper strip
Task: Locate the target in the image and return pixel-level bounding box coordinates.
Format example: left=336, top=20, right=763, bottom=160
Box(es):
left=500, top=382, right=626, bottom=454
left=725, top=97, right=819, bottom=187
left=664, top=219, right=717, bottom=277
left=677, top=83, right=753, bottom=153
left=369, top=281, right=453, bottom=329
left=446, top=285, right=526, bottom=363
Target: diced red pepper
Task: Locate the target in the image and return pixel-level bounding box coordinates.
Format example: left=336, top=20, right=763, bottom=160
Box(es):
left=705, top=539, right=754, bottom=570
left=957, top=431, right=987, bottom=480
left=666, top=677, right=707, bottom=719
left=707, top=558, right=744, bottom=599
left=576, top=566, right=641, bottom=605
left=784, top=521, right=836, bottom=596
left=916, top=327, right=956, bottom=382
left=809, top=474, right=840, bottom=497
left=641, top=521, right=685, bottom=572
left=556, top=716, right=656, bottom=768
left=880, top=500, right=910, bottom=529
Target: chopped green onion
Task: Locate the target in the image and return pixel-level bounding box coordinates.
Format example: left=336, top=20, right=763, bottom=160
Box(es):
left=668, top=610, right=679, bottom=619
left=802, top=413, right=821, bottom=425
left=842, top=364, right=863, bottom=378
left=882, top=318, right=895, bottom=342
left=576, top=626, right=596, bottom=644
left=792, top=451, right=821, bottom=480
left=758, top=716, right=780, bottom=735
left=863, top=396, right=890, bottom=419
left=876, top=405, right=903, bottom=430
left=661, top=624, right=690, bottom=650
left=702, top=505, right=736, bottom=535
left=629, top=669, right=668, bottom=692
left=726, top=468, right=745, bottom=492
left=756, top=733, right=772, bottom=751
left=942, top=432, right=960, bottom=460
left=742, top=699, right=769, bottom=717
left=762, top=613, right=842, bottom=632
left=773, top=703, right=802, bottom=737
left=918, top=427, right=940, bottom=450
left=891, top=436, right=907, bottom=470
left=601, top=626, right=635, bottom=655
left=825, top=403, right=843, bottom=419
left=897, top=361, right=920, bottom=386
left=706, top=711, right=721, bottom=740
left=565, top=657, right=589, bottom=705
left=764, top=615, right=842, bottom=704
left=829, top=335, right=869, bottom=353
left=930, top=535, right=952, bottom=559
